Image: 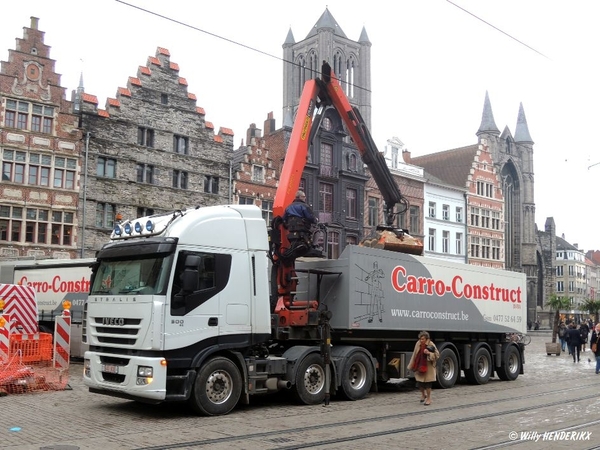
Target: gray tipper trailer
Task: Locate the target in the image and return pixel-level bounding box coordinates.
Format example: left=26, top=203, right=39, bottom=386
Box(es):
left=295, top=244, right=526, bottom=388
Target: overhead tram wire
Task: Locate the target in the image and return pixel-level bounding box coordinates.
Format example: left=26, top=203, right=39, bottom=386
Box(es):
left=115, top=0, right=371, bottom=95
left=446, top=0, right=550, bottom=60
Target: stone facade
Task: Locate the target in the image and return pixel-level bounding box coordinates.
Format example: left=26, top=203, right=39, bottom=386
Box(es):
left=0, top=17, right=82, bottom=260
left=78, top=47, right=233, bottom=256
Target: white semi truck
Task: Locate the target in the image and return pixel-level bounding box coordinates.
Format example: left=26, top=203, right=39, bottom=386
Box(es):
left=83, top=63, right=526, bottom=415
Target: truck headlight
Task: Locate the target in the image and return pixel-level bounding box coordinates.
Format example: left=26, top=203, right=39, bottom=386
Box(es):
left=137, top=366, right=153, bottom=385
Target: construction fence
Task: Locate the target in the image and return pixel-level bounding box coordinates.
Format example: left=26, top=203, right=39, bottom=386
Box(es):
left=0, top=311, right=71, bottom=396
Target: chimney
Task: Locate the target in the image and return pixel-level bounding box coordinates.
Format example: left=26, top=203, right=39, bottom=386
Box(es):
left=246, top=123, right=261, bottom=146
left=264, top=112, right=276, bottom=135
left=402, top=149, right=411, bottom=164
left=30, top=17, right=39, bottom=30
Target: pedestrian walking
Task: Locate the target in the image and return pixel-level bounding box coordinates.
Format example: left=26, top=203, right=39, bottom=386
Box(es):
left=591, top=324, right=600, bottom=374
left=558, top=322, right=567, bottom=352
left=580, top=322, right=590, bottom=352
left=565, top=322, right=582, bottom=362
left=407, top=331, right=439, bottom=406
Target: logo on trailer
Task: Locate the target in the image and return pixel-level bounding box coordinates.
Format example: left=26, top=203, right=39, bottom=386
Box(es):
left=102, top=317, right=125, bottom=326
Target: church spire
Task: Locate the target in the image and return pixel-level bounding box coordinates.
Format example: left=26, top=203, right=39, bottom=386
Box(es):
left=359, top=26, right=371, bottom=44
left=306, top=7, right=347, bottom=39
left=514, top=103, right=534, bottom=144
left=283, top=27, right=295, bottom=46
left=476, top=91, right=500, bottom=136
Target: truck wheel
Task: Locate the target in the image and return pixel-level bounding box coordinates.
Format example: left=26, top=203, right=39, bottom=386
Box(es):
left=293, top=353, right=326, bottom=405
left=340, top=351, right=373, bottom=400
left=496, top=345, right=521, bottom=381
left=435, top=348, right=459, bottom=389
left=464, top=346, right=492, bottom=385
left=189, top=357, right=242, bottom=416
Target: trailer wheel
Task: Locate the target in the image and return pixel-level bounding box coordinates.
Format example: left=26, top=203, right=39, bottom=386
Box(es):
left=435, top=348, right=459, bottom=389
left=496, top=345, right=521, bottom=381
left=293, top=353, right=326, bottom=405
left=340, top=351, right=373, bottom=400
left=465, top=346, right=492, bottom=385
left=189, top=357, right=242, bottom=416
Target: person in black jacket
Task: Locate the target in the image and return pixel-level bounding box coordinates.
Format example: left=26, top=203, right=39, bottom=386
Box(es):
left=566, top=322, right=582, bottom=362
left=591, top=323, right=600, bottom=374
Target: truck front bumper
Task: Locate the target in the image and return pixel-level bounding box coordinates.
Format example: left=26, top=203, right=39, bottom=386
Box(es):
left=83, top=350, right=167, bottom=402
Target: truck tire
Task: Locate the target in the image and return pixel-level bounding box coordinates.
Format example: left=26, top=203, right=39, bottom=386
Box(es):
left=464, top=346, right=492, bottom=385
left=435, top=348, right=459, bottom=389
left=496, top=345, right=521, bottom=381
left=189, top=356, right=242, bottom=416
left=340, top=351, right=373, bottom=400
left=293, top=353, right=326, bottom=405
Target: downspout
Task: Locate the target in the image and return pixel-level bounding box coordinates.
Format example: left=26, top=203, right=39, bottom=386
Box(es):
left=464, top=192, right=468, bottom=264
left=80, top=132, right=90, bottom=258
left=228, top=159, right=233, bottom=203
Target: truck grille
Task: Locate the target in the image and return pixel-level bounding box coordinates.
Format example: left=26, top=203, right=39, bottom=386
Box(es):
left=91, top=317, right=142, bottom=347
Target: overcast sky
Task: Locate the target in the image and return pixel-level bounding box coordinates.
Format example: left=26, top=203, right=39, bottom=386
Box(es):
left=3, top=1, right=600, bottom=251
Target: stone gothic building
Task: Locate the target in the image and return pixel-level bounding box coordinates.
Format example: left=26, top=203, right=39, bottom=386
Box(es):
left=281, top=8, right=373, bottom=254
left=77, top=47, right=234, bottom=257
left=475, top=92, right=550, bottom=322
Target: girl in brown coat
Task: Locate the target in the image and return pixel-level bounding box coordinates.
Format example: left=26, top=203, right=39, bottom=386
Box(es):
left=407, top=331, right=440, bottom=406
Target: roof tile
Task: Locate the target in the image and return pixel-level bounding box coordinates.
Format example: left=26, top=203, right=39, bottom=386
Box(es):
left=170, top=62, right=180, bottom=71
left=98, top=109, right=109, bottom=118
left=214, top=135, right=224, bottom=143
left=107, top=98, right=120, bottom=107
left=139, top=66, right=151, bottom=76
left=188, top=92, right=197, bottom=101
left=149, top=56, right=161, bottom=66
left=196, top=106, right=206, bottom=115
left=178, top=77, right=188, bottom=86
left=118, top=87, right=132, bottom=97
left=205, top=121, right=214, bottom=130
left=82, top=93, right=98, bottom=104
left=410, top=145, right=479, bottom=188
left=220, top=127, right=234, bottom=136
left=129, top=76, right=142, bottom=86
left=157, top=47, right=170, bottom=56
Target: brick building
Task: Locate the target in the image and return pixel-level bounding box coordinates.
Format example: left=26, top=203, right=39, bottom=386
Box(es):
left=0, top=17, right=82, bottom=260
left=232, top=112, right=288, bottom=225
left=409, top=142, right=505, bottom=269
left=77, top=47, right=233, bottom=256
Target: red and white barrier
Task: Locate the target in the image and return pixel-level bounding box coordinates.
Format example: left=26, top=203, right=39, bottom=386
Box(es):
left=0, top=314, right=10, bottom=362
left=53, top=310, right=71, bottom=370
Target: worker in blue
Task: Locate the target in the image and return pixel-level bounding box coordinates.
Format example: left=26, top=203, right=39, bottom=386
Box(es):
left=283, top=191, right=316, bottom=225
left=283, top=191, right=317, bottom=258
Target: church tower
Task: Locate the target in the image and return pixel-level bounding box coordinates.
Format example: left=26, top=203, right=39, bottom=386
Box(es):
left=476, top=93, right=540, bottom=323
left=280, top=9, right=373, bottom=257
left=282, top=8, right=372, bottom=129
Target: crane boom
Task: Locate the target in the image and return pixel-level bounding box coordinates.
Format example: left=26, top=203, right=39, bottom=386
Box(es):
left=269, top=62, right=422, bottom=324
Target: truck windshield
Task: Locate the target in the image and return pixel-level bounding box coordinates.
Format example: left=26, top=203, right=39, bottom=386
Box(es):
left=90, top=255, right=173, bottom=296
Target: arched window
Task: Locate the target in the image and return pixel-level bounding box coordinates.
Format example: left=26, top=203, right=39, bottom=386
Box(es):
left=346, top=58, right=355, bottom=98
left=297, top=56, right=306, bottom=97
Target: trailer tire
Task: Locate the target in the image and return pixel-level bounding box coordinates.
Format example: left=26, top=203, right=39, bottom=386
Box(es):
left=189, top=356, right=242, bottom=416
left=435, top=348, right=459, bottom=389
left=496, top=345, right=521, bottom=381
left=340, top=351, right=373, bottom=400
left=464, top=346, right=492, bottom=385
left=293, top=353, right=326, bottom=405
